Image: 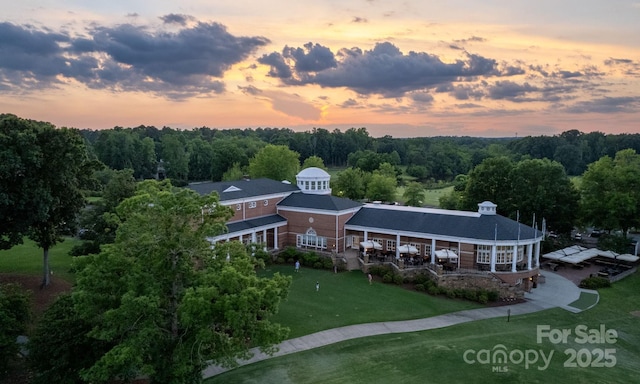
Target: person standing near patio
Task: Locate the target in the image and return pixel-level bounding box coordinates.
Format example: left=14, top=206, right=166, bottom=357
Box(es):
left=295, top=260, right=300, bottom=273
left=368, top=273, right=372, bottom=285
left=316, top=281, right=320, bottom=291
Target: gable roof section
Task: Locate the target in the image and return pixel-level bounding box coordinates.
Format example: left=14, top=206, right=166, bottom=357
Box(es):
left=187, top=178, right=299, bottom=202
left=278, top=193, right=362, bottom=212
left=346, top=206, right=539, bottom=241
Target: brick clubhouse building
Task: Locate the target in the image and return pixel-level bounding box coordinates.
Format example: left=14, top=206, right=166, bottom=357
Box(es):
left=188, top=167, right=543, bottom=294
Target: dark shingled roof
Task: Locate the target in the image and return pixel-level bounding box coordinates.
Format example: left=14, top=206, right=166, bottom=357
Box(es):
left=346, top=206, right=539, bottom=241
left=226, top=214, right=287, bottom=233
left=187, top=178, right=299, bottom=201
left=278, top=193, right=363, bottom=212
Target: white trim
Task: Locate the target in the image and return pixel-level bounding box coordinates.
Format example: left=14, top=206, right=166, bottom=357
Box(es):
left=278, top=206, right=362, bottom=216
left=345, top=224, right=543, bottom=246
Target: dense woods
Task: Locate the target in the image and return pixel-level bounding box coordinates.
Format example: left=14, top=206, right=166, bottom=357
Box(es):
left=81, top=125, right=640, bottom=185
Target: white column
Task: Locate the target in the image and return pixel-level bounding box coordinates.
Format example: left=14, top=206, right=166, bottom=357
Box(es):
left=395, top=233, right=401, bottom=259
left=263, top=229, right=267, bottom=251
left=273, top=227, right=279, bottom=250
left=511, top=244, right=518, bottom=272
left=535, top=241, right=541, bottom=268
left=527, top=243, right=533, bottom=270
left=431, top=238, right=436, bottom=264
left=363, top=230, right=368, bottom=242
left=490, top=244, right=497, bottom=272
left=251, top=232, right=257, bottom=243
left=239, top=234, right=243, bottom=243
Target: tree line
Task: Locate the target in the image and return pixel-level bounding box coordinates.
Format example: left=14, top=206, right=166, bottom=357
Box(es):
left=82, top=125, right=640, bottom=185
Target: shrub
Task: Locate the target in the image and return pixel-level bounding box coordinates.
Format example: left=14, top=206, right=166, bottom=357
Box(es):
left=383, top=273, right=394, bottom=284
left=427, top=285, right=439, bottom=296
left=253, top=249, right=271, bottom=265
left=445, top=288, right=456, bottom=299
left=280, top=247, right=300, bottom=261
left=322, top=258, right=334, bottom=270
left=412, top=274, right=429, bottom=285
left=392, top=274, right=404, bottom=285
left=313, top=262, right=323, bottom=269
left=579, top=276, right=611, bottom=289
left=0, top=284, right=31, bottom=377
left=415, top=283, right=425, bottom=291
left=478, top=293, right=489, bottom=304
left=487, top=290, right=500, bottom=302
left=276, top=257, right=285, bottom=264
left=301, top=252, right=319, bottom=266
left=69, top=241, right=101, bottom=256
left=463, top=289, right=478, bottom=302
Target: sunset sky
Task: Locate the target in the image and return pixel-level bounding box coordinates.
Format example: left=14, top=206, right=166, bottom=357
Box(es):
left=2, top=0, right=639, bottom=137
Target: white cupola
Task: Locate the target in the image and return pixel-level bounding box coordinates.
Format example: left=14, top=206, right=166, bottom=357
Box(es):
left=296, top=167, right=331, bottom=195
left=478, top=201, right=497, bottom=215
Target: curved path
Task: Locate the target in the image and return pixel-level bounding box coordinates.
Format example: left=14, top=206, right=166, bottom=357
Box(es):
left=203, top=271, right=596, bottom=378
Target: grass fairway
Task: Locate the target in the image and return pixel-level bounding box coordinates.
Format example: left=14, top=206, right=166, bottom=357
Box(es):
left=207, top=272, right=640, bottom=384
left=259, top=265, right=480, bottom=338
left=0, top=237, right=80, bottom=283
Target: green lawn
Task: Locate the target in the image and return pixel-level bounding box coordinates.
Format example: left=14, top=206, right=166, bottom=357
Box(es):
left=0, top=237, right=80, bottom=283
left=208, top=272, right=640, bottom=384
left=259, top=265, right=480, bottom=338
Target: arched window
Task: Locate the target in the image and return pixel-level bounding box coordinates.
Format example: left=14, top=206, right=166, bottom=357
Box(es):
left=296, top=228, right=327, bottom=249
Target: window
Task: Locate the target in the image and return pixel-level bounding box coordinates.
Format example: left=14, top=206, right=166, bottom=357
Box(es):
left=424, top=244, right=432, bottom=257
left=481, top=245, right=523, bottom=264
left=248, top=201, right=257, bottom=209
left=235, top=204, right=241, bottom=211
left=409, top=242, right=421, bottom=255
left=386, top=240, right=396, bottom=251
left=296, top=228, right=327, bottom=249
left=371, top=237, right=382, bottom=246
left=476, top=245, right=491, bottom=263
left=263, top=199, right=269, bottom=206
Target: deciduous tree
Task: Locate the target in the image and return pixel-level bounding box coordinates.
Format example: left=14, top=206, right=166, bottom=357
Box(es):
left=403, top=181, right=426, bottom=207
left=73, top=180, right=291, bottom=383
left=248, top=144, right=300, bottom=182
left=581, top=149, right=640, bottom=237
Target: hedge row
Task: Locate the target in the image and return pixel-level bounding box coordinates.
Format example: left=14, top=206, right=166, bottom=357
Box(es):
left=368, top=265, right=499, bottom=304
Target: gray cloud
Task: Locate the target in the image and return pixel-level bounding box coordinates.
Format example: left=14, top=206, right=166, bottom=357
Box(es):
left=0, top=22, right=70, bottom=90
left=352, top=17, right=368, bottom=23
left=0, top=20, right=269, bottom=98
left=488, top=81, right=539, bottom=101
left=564, top=96, right=640, bottom=114
left=261, top=41, right=499, bottom=96
left=159, top=14, right=195, bottom=26
left=283, top=42, right=337, bottom=72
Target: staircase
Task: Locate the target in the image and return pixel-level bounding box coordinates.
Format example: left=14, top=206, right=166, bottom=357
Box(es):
left=341, top=249, right=361, bottom=271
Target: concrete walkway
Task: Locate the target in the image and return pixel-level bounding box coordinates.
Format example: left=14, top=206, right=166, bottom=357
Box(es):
left=202, top=271, right=596, bottom=379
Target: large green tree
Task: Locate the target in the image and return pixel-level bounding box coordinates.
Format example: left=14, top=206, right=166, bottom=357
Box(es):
left=0, top=114, right=41, bottom=249
left=248, top=144, right=300, bottom=182
left=403, top=181, right=426, bottom=207
left=333, top=167, right=367, bottom=200
left=366, top=173, right=397, bottom=203
left=509, top=158, right=579, bottom=233
left=1, top=114, right=95, bottom=286
left=581, top=149, right=640, bottom=237
left=72, top=180, right=291, bottom=383
left=460, top=157, right=514, bottom=213
left=29, top=294, right=110, bottom=384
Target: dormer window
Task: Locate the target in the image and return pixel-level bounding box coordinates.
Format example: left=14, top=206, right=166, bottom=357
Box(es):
left=249, top=201, right=257, bottom=209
